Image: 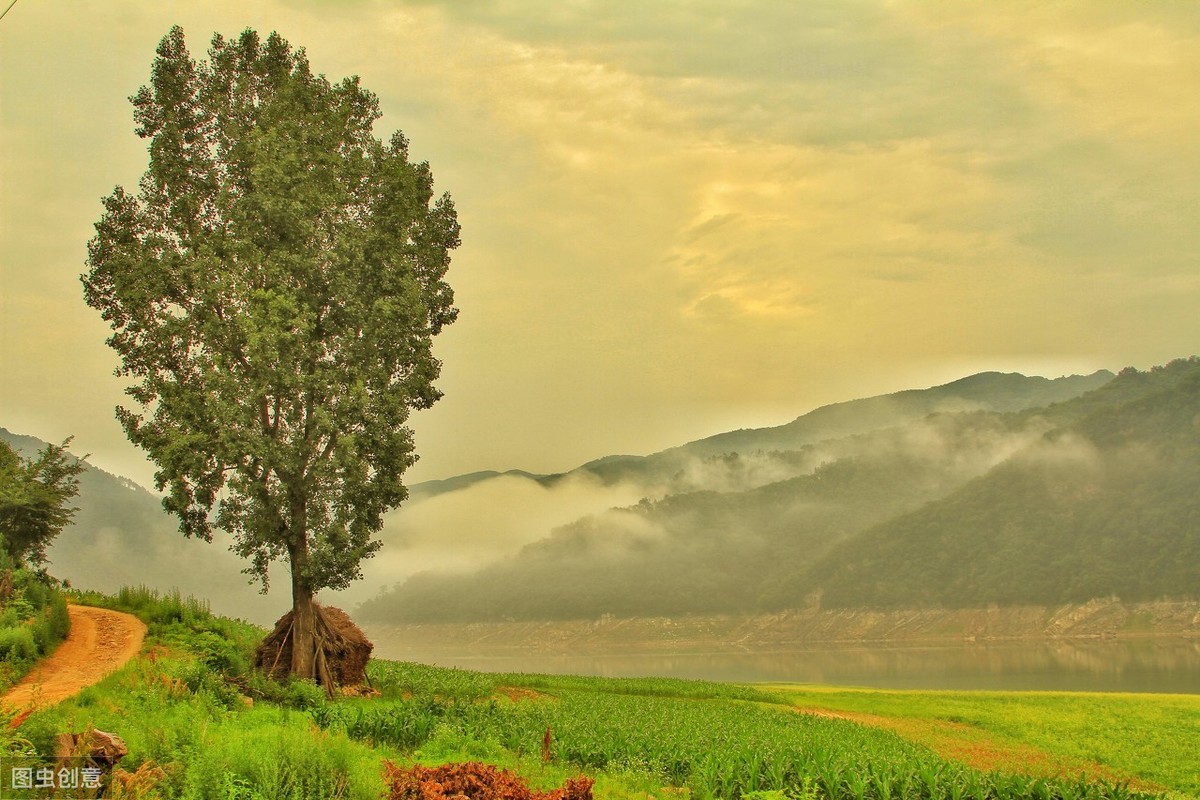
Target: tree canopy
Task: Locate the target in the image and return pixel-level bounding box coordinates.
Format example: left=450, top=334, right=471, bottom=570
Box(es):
left=0, top=439, right=84, bottom=567
left=81, top=26, right=459, bottom=679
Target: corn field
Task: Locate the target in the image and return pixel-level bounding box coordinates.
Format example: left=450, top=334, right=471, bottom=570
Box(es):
left=305, top=662, right=1166, bottom=800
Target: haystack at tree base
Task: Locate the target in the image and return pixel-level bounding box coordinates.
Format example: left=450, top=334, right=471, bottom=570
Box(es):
left=255, top=604, right=373, bottom=695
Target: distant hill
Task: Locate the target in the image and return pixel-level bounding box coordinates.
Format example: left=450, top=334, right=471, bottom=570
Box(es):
left=408, top=469, right=545, bottom=501
left=409, top=370, right=1114, bottom=498
left=0, top=429, right=290, bottom=624
left=812, top=359, right=1200, bottom=609
left=360, top=365, right=1191, bottom=624
left=670, top=370, right=1114, bottom=460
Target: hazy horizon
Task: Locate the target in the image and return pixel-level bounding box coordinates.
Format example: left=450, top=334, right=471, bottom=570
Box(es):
left=3, top=2, right=1199, bottom=491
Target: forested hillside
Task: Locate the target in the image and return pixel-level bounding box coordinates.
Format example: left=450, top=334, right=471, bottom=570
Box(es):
left=813, top=359, right=1200, bottom=608
left=366, top=412, right=1054, bottom=621
left=407, top=370, right=1113, bottom=499
left=359, top=364, right=1200, bottom=623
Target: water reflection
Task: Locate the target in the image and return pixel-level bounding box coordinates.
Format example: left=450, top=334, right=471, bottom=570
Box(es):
left=369, top=637, right=1200, bottom=693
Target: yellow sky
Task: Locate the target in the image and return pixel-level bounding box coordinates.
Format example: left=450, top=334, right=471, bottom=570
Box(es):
left=2, top=1, right=1199, bottom=488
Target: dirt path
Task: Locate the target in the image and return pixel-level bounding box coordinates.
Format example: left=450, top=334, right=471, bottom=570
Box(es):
left=2, top=604, right=146, bottom=715
left=792, top=705, right=1157, bottom=790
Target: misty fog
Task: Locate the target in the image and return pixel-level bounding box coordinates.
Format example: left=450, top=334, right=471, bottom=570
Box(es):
left=328, top=472, right=651, bottom=611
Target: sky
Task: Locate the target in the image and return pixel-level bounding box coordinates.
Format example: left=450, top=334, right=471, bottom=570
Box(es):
left=3, top=0, right=1200, bottom=490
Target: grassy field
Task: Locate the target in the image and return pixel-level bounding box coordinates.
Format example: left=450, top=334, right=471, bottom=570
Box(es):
left=3, top=588, right=1194, bottom=799
left=768, top=685, right=1200, bottom=797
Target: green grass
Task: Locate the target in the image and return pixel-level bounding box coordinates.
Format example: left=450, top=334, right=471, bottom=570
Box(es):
left=333, top=661, right=1177, bottom=799
left=3, top=588, right=1191, bottom=799
left=11, top=587, right=390, bottom=799
left=366, top=659, right=786, bottom=705
left=18, top=661, right=392, bottom=799
left=768, top=685, right=1200, bottom=797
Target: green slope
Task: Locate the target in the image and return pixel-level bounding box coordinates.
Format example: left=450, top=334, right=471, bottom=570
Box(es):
left=674, top=370, right=1113, bottom=460
left=813, top=357, right=1200, bottom=609
left=359, top=411, right=1069, bottom=622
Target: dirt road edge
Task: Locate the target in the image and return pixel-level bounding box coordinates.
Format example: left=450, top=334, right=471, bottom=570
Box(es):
left=2, top=604, right=147, bottom=715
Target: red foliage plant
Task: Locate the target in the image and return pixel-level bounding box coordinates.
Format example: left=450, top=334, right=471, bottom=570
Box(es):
left=383, top=761, right=594, bottom=800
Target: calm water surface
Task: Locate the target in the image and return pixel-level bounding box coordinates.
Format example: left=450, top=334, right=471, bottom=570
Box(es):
left=373, top=638, right=1200, bottom=694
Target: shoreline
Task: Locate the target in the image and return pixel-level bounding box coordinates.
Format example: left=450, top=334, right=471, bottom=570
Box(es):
left=362, top=598, right=1200, bottom=657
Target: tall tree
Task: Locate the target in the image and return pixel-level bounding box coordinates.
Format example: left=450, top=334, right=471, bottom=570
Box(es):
left=0, top=439, right=85, bottom=567
left=81, top=27, right=459, bottom=680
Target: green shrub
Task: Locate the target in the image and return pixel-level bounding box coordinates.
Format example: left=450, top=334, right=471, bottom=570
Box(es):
left=30, top=591, right=69, bottom=653
left=284, top=677, right=328, bottom=711
left=0, top=570, right=70, bottom=668
left=18, top=572, right=52, bottom=610
left=0, top=605, right=21, bottom=628
left=187, top=628, right=251, bottom=676
left=0, top=625, right=36, bottom=663
left=177, top=659, right=243, bottom=710
left=114, top=584, right=212, bottom=627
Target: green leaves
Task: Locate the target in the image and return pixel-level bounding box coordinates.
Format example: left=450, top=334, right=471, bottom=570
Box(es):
left=81, top=26, right=459, bottom=596
left=0, top=439, right=86, bottom=566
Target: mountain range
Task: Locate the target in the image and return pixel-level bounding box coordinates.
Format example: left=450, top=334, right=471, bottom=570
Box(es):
left=359, top=359, right=1200, bottom=622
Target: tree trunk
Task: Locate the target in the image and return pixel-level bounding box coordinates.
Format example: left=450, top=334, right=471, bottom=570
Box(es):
left=289, top=542, right=317, bottom=680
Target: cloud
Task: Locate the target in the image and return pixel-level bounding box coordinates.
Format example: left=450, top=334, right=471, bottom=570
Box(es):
left=4, top=0, right=1200, bottom=494
left=330, top=471, right=649, bottom=607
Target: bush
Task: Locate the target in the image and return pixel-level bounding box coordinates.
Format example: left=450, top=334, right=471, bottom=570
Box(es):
left=30, top=591, right=69, bottom=653
left=284, top=677, right=328, bottom=711
left=0, top=570, right=69, bottom=673
left=114, top=585, right=212, bottom=628
left=383, top=761, right=593, bottom=800
left=177, top=659, right=243, bottom=710
left=188, top=629, right=251, bottom=676
left=0, top=603, right=27, bottom=628
left=0, top=626, right=36, bottom=663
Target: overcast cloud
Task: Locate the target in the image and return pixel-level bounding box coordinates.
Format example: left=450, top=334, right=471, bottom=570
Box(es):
left=3, top=0, right=1198, bottom=491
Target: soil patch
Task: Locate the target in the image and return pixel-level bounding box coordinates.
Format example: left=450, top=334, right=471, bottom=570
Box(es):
left=494, top=686, right=550, bottom=703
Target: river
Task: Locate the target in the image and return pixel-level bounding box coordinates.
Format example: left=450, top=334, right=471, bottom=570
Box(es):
left=369, top=637, right=1200, bottom=694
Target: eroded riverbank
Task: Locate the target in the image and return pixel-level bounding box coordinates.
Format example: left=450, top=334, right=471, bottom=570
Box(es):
left=364, top=597, right=1200, bottom=655
left=362, top=599, right=1200, bottom=692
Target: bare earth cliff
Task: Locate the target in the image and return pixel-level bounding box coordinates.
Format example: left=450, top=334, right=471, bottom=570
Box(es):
left=366, top=598, right=1200, bottom=657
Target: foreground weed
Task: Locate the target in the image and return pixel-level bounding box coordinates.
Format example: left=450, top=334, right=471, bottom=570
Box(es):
left=177, top=708, right=384, bottom=800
